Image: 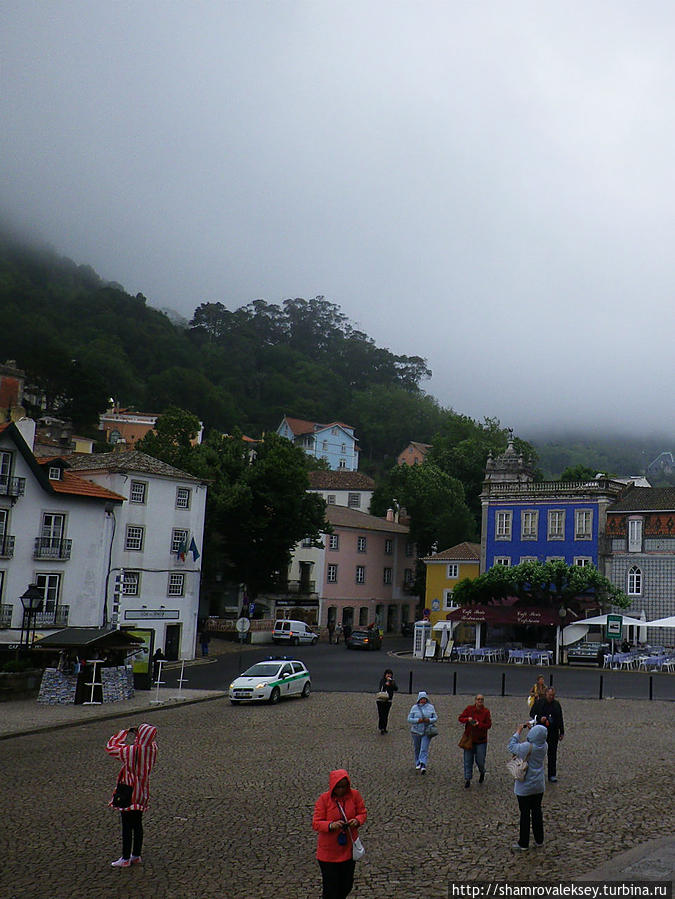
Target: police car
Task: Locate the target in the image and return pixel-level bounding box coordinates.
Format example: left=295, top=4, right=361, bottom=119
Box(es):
left=229, top=658, right=311, bottom=704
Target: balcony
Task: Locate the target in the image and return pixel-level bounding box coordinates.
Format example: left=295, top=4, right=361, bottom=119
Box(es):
left=34, top=537, right=73, bottom=560
left=34, top=605, right=70, bottom=628
left=0, top=603, right=12, bottom=628
left=0, top=534, right=15, bottom=558
left=0, top=476, right=26, bottom=498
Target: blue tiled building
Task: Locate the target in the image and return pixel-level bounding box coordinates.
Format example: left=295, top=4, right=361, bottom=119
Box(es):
left=480, top=438, right=625, bottom=575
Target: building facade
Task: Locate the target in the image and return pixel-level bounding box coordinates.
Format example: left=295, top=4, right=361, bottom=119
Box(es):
left=605, top=486, right=675, bottom=645
left=277, top=416, right=359, bottom=471
left=397, top=441, right=431, bottom=467
left=307, top=469, right=375, bottom=512
left=422, top=542, right=481, bottom=631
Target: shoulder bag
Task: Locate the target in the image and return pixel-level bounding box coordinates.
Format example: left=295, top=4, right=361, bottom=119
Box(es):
left=458, top=728, right=473, bottom=751
left=337, top=800, right=365, bottom=862
left=506, top=742, right=532, bottom=781
left=112, top=745, right=136, bottom=808
left=426, top=723, right=439, bottom=737
left=375, top=691, right=390, bottom=701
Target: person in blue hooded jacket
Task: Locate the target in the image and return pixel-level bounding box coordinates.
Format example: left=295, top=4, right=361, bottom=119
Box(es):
left=407, top=691, right=438, bottom=774
left=507, top=721, right=548, bottom=851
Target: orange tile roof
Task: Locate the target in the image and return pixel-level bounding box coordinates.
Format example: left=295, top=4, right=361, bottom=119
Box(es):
left=421, top=542, right=481, bottom=562
left=48, top=469, right=126, bottom=501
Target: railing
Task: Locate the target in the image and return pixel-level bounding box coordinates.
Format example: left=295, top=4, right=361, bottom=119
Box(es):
left=0, top=603, right=12, bottom=628
left=34, top=537, right=73, bottom=560
left=0, top=477, right=26, bottom=498
left=34, top=606, right=70, bottom=628
left=287, top=579, right=316, bottom=594
left=484, top=478, right=624, bottom=497
left=0, top=534, right=15, bottom=558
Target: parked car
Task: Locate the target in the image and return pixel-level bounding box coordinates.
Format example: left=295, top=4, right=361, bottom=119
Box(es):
left=272, top=619, right=318, bottom=646
left=346, top=628, right=382, bottom=651
left=229, top=658, right=311, bottom=704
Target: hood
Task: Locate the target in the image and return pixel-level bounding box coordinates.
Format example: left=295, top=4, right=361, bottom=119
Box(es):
left=135, top=723, right=157, bottom=747
left=416, top=691, right=429, bottom=703
left=329, top=769, right=351, bottom=794
left=527, top=724, right=548, bottom=746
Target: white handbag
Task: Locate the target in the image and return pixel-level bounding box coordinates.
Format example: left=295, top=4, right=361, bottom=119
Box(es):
left=352, top=836, right=366, bottom=861
left=506, top=742, right=532, bottom=781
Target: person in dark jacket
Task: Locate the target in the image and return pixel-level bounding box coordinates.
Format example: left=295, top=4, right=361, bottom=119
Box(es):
left=376, top=668, right=398, bottom=734
left=532, top=686, right=565, bottom=782
left=458, top=694, right=492, bottom=787
left=312, top=769, right=367, bottom=899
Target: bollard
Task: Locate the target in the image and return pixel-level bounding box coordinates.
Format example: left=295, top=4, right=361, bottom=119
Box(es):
left=599, top=674, right=603, bottom=700
left=453, top=671, right=457, bottom=695
left=549, top=673, right=553, bottom=687
left=409, top=670, right=413, bottom=695
left=501, top=671, right=506, bottom=697
left=649, top=675, right=653, bottom=702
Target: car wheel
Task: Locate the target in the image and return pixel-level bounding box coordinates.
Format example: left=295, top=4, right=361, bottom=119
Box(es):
left=269, top=687, right=281, bottom=704
left=291, top=637, right=299, bottom=646
left=312, top=636, right=318, bottom=645
left=301, top=681, right=311, bottom=698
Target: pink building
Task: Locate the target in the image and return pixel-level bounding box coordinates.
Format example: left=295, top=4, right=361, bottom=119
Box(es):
left=290, top=505, right=417, bottom=633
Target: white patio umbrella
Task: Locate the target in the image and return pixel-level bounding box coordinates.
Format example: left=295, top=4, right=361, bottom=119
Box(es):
left=579, top=614, right=645, bottom=627
left=639, top=609, right=647, bottom=643
left=645, top=616, right=675, bottom=628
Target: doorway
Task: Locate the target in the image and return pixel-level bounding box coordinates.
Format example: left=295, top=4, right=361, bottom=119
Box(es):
left=165, top=624, right=181, bottom=660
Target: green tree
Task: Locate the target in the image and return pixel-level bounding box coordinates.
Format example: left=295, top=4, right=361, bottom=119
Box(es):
left=559, top=464, right=599, bottom=482
left=135, top=407, right=204, bottom=474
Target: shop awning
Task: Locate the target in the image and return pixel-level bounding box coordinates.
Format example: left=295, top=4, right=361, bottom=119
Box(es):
left=446, top=605, right=563, bottom=626
left=37, top=627, right=144, bottom=650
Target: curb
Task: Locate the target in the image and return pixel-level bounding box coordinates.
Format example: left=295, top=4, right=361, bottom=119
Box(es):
left=576, top=835, right=674, bottom=881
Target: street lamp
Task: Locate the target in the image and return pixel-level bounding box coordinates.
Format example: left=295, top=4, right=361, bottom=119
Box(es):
left=20, top=585, right=44, bottom=651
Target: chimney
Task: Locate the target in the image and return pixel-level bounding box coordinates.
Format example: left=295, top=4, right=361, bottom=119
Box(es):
left=386, top=508, right=394, bottom=522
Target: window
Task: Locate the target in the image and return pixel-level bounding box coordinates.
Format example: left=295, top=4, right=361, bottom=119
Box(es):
left=167, top=573, right=185, bottom=596
left=0, top=451, right=12, bottom=488
left=384, top=538, right=393, bottom=555
left=322, top=440, right=328, bottom=451
left=125, top=526, right=145, bottom=551
left=355, top=565, right=365, bottom=584
left=575, top=509, right=593, bottom=540
left=520, top=556, right=538, bottom=563
left=48, top=466, right=62, bottom=480
left=405, top=542, right=414, bottom=557
left=130, top=481, right=147, bottom=504
left=494, top=556, right=511, bottom=566
left=521, top=510, right=538, bottom=540
left=348, top=493, right=361, bottom=508
left=495, top=510, right=512, bottom=540
left=0, top=569, right=4, bottom=600
left=122, top=571, right=140, bottom=595
left=546, top=556, right=564, bottom=562
left=40, top=513, right=65, bottom=555
left=0, top=509, right=7, bottom=537
left=628, top=519, right=643, bottom=553
left=327, top=564, right=338, bottom=583
left=332, top=427, right=339, bottom=435
left=327, top=495, right=336, bottom=505
left=627, top=565, right=642, bottom=595
left=303, top=436, right=313, bottom=447
left=301, top=536, right=313, bottom=547
left=547, top=510, right=565, bottom=540
left=35, top=573, right=61, bottom=611
left=341, top=443, right=346, bottom=454
left=338, top=459, right=347, bottom=469
left=175, top=487, right=191, bottom=509
left=383, top=567, right=392, bottom=584
left=328, top=534, right=339, bottom=551
left=357, top=536, right=367, bottom=553
left=574, top=557, right=592, bottom=567
left=403, top=568, right=414, bottom=585
left=443, top=589, right=455, bottom=610
left=446, top=563, right=459, bottom=579
left=171, top=528, right=189, bottom=554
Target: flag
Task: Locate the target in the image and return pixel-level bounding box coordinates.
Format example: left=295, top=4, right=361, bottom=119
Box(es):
left=178, top=538, right=187, bottom=562
left=189, top=537, right=200, bottom=562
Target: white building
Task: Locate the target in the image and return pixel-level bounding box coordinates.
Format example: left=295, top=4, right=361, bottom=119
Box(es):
left=307, top=470, right=375, bottom=511
left=67, top=450, right=207, bottom=660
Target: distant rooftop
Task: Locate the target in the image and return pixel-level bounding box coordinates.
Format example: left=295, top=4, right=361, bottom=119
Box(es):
left=308, top=470, right=375, bottom=490
left=65, top=449, right=204, bottom=483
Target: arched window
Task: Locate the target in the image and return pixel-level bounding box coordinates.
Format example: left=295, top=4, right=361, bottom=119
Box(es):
left=627, top=565, right=642, bottom=595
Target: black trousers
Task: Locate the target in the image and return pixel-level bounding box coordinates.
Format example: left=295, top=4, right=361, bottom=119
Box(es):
left=516, top=793, right=544, bottom=848
left=121, top=810, right=143, bottom=859
left=318, top=859, right=356, bottom=899
left=547, top=731, right=559, bottom=778
left=376, top=700, right=392, bottom=731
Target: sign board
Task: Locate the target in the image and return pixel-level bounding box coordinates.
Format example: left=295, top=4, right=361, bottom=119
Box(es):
left=235, top=617, right=251, bottom=634
left=431, top=599, right=440, bottom=612
left=124, top=609, right=180, bottom=620
left=124, top=628, right=154, bottom=676
left=443, top=638, right=455, bottom=659
left=424, top=638, right=437, bottom=659
left=605, top=614, right=623, bottom=641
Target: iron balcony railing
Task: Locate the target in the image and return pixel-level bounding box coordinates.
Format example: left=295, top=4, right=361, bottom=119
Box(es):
left=0, top=603, right=12, bottom=628
left=33, top=606, right=70, bottom=628
left=0, top=534, right=15, bottom=558
left=0, top=476, right=26, bottom=498
left=34, top=537, right=73, bottom=560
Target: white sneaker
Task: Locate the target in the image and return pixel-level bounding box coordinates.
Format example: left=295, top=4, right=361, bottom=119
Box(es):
left=511, top=843, right=528, bottom=852
left=130, top=855, right=142, bottom=864
left=111, top=857, right=131, bottom=868
left=415, top=763, right=422, bottom=770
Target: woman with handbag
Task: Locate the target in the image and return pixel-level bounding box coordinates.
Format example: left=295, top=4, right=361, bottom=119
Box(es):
left=528, top=675, right=547, bottom=712
left=407, top=690, right=438, bottom=774
left=507, top=722, right=548, bottom=851
left=106, top=723, right=158, bottom=868
left=312, top=769, right=367, bottom=899
left=375, top=667, right=398, bottom=734
left=458, top=694, right=492, bottom=788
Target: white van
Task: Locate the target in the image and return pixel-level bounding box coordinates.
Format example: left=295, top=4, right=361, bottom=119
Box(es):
left=273, top=619, right=318, bottom=646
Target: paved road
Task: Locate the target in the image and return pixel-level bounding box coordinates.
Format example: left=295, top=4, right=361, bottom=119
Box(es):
left=165, top=638, right=675, bottom=702
left=2, top=692, right=673, bottom=899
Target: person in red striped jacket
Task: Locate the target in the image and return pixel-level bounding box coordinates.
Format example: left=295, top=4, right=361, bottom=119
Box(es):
left=106, top=723, right=158, bottom=868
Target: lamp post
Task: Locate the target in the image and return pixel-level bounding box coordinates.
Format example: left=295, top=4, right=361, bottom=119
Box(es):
left=556, top=606, right=567, bottom=666
left=20, top=585, right=44, bottom=651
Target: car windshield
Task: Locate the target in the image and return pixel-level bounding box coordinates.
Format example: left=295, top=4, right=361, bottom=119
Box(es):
left=351, top=631, right=369, bottom=637
left=241, top=663, right=281, bottom=678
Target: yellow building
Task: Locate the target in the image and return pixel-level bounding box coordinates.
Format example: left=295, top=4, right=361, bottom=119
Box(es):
left=422, top=543, right=481, bottom=647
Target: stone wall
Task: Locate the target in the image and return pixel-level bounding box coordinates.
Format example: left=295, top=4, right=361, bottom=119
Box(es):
left=38, top=665, right=135, bottom=705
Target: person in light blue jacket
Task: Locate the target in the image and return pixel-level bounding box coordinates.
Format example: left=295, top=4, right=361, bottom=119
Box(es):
left=507, top=722, right=548, bottom=851
left=407, top=691, right=438, bottom=774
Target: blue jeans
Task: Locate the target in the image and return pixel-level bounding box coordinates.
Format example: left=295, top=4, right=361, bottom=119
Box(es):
left=463, top=741, right=487, bottom=780
left=412, top=732, right=431, bottom=767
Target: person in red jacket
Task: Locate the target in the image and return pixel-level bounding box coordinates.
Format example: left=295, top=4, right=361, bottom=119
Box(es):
left=458, top=694, right=492, bottom=788
left=312, top=768, right=367, bottom=899
left=106, top=723, right=158, bottom=868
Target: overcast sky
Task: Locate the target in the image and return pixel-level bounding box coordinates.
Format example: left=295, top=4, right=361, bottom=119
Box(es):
left=2, top=2, right=674, bottom=437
